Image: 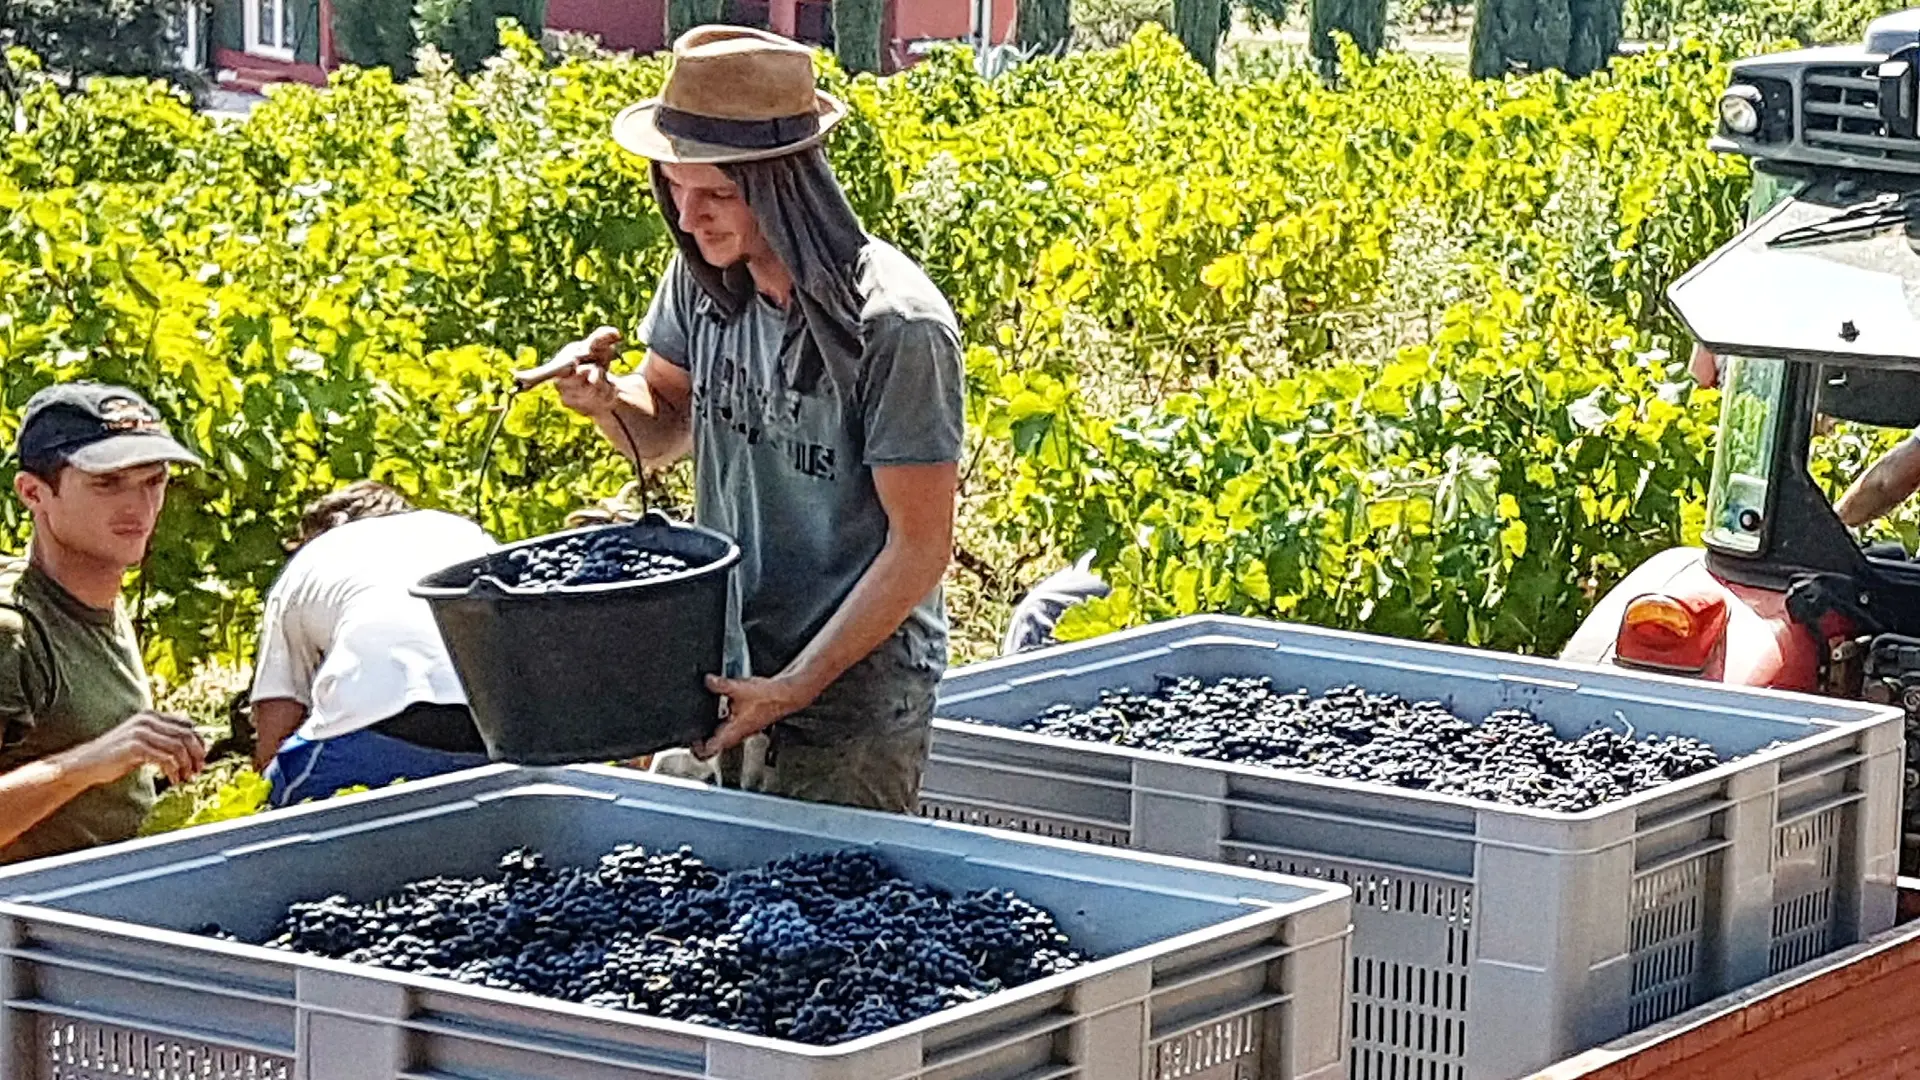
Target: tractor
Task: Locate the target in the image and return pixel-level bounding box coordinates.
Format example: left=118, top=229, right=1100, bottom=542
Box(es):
left=1560, top=9, right=1920, bottom=871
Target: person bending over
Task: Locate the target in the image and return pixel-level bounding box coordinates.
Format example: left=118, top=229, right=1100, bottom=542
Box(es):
left=250, top=481, right=497, bottom=806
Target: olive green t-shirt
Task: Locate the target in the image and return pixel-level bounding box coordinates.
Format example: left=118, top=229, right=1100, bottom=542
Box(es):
left=0, top=556, right=154, bottom=864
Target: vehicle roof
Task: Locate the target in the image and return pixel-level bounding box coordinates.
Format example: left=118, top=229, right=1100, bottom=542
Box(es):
left=1669, top=172, right=1920, bottom=370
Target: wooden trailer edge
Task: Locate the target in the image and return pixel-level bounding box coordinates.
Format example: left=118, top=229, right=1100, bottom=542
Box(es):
left=1529, top=883, right=1920, bottom=1079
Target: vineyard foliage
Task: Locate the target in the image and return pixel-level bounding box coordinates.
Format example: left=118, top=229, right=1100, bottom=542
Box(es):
left=0, top=23, right=1789, bottom=680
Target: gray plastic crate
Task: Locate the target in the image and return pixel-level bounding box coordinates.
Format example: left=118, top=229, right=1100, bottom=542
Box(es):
left=921, top=615, right=1906, bottom=1080
left=0, top=764, right=1352, bottom=1080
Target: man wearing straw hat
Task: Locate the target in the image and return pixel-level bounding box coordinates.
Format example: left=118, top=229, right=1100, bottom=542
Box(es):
left=545, top=27, right=964, bottom=814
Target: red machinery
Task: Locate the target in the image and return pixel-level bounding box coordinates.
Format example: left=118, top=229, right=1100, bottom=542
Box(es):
left=1562, top=11, right=1920, bottom=870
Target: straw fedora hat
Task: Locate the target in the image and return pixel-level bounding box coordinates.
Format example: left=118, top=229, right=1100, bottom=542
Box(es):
left=612, top=25, right=849, bottom=165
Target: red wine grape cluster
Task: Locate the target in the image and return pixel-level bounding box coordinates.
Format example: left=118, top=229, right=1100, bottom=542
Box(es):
left=992, top=675, right=1724, bottom=811
left=246, top=845, right=1085, bottom=1045
left=477, top=530, right=691, bottom=588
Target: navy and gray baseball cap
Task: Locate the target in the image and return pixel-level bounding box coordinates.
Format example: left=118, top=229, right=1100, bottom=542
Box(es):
left=16, top=382, right=203, bottom=475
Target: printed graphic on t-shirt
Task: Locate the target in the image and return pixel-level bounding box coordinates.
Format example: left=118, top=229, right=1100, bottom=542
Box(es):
left=695, top=350, right=842, bottom=484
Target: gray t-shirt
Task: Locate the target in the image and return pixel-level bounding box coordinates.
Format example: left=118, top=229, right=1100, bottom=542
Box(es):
left=639, top=239, right=965, bottom=698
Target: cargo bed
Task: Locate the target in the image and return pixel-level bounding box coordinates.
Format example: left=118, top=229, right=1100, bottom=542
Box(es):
left=1530, top=882, right=1920, bottom=1079
left=924, top=615, right=1908, bottom=1080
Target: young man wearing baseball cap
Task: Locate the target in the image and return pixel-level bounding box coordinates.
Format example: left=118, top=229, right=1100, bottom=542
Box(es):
left=544, top=26, right=964, bottom=813
left=0, top=382, right=209, bottom=863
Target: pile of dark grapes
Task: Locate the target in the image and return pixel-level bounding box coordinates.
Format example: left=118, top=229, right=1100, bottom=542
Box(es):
left=239, top=846, right=1084, bottom=1045
left=989, top=676, right=1725, bottom=812
left=474, top=530, right=691, bottom=588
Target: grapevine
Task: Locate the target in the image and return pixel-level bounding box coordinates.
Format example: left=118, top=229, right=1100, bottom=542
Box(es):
left=0, top=23, right=1812, bottom=677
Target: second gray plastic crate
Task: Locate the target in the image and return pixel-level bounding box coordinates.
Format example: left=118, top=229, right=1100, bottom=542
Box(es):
left=921, top=615, right=1906, bottom=1080
left=0, top=765, right=1352, bottom=1080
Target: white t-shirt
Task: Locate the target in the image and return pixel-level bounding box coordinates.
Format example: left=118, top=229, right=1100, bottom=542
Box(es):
left=250, top=510, right=497, bottom=742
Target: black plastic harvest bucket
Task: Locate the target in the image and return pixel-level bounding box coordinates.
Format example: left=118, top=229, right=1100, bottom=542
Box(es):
left=410, top=511, right=741, bottom=765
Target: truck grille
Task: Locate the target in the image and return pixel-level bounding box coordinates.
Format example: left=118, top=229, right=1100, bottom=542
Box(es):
left=1802, top=64, right=1920, bottom=163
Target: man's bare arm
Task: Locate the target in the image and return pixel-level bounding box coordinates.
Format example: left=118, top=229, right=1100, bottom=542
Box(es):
left=0, top=756, right=96, bottom=849
left=0, top=712, right=206, bottom=851
left=252, top=698, right=306, bottom=773
left=694, top=462, right=958, bottom=757
left=1838, top=437, right=1920, bottom=528
left=592, top=361, right=696, bottom=468
left=549, top=330, right=695, bottom=467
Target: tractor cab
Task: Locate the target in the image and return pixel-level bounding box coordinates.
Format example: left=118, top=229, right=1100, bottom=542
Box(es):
left=1687, top=169, right=1920, bottom=618
left=1568, top=193, right=1920, bottom=651
left=1561, top=10, right=1920, bottom=869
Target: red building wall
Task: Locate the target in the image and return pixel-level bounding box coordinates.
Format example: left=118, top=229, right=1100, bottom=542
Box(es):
left=891, top=0, right=1014, bottom=43
left=538, top=0, right=1012, bottom=60
left=226, top=0, right=1006, bottom=86
left=547, top=0, right=668, bottom=53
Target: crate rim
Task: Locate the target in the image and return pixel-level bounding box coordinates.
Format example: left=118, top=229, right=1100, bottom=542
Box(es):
left=0, top=767, right=1356, bottom=1064
left=934, top=614, right=1903, bottom=827
left=0, top=760, right=1367, bottom=903
left=0, top=896, right=1348, bottom=1062
left=409, top=516, right=742, bottom=600
left=946, top=614, right=1891, bottom=724
left=0, top=766, right=1358, bottom=908
left=929, top=717, right=1875, bottom=830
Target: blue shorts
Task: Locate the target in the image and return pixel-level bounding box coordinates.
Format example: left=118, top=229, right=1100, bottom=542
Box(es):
left=266, top=729, right=491, bottom=808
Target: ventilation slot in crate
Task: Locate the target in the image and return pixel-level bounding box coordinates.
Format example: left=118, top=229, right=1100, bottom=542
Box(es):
left=1627, top=856, right=1710, bottom=1031
left=1235, top=851, right=1469, bottom=1080
left=1150, top=1013, right=1261, bottom=1080
left=1770, top=806, right=1842, bottom=975
left=39, top=1015, right=292, bottom=1080
left=916, top=798, right=1128, bottom=847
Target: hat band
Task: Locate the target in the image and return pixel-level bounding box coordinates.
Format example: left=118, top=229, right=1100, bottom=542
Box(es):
left=656, top=106, right=819, bottom=150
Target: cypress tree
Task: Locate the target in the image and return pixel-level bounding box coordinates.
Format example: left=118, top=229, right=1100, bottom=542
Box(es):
left=833, top=0, right=886, bottom=73
left=1309, top=0, right=1387, bottom=63
left=422, top=0, right=550, bottom=72
left=1565, top=0, right=1621, bottom=77
left=333, top=0, right=417, bottom=74
left=1173, top=0, right=1225, bottom=72
left=6, top=0, right=182, bottom=77
left=1469, top=0, right=1571, bottom=78
left=1017, top=0, right=1072, bottom=53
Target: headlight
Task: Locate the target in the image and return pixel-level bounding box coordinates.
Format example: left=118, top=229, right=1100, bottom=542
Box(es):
left=1719, top=84, right=1765, bottom=136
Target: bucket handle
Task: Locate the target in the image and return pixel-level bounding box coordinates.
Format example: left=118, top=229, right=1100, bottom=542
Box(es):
left=465, top=574, right=515, bottom=600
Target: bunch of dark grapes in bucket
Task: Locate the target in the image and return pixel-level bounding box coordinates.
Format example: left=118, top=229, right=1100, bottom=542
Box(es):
left=242, top=846, right=1084, bottom=1045
left=476, top=530, right=691, bottom=589
left=988, top=675, right=1724, bottom=812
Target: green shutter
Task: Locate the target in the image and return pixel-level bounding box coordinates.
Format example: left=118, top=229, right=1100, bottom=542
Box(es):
left=296, top=0, right=321, bottom=64
left=833, top=0, right=885, bottom=73
left=213, top=0, right=245, bottom=53
left=668, top=0, right=726, bottom=40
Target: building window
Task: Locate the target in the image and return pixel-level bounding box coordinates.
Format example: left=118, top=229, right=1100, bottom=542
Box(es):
left=245, top=0, right=295, bottom=60
left=173, top=0, right=204, bottom=68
